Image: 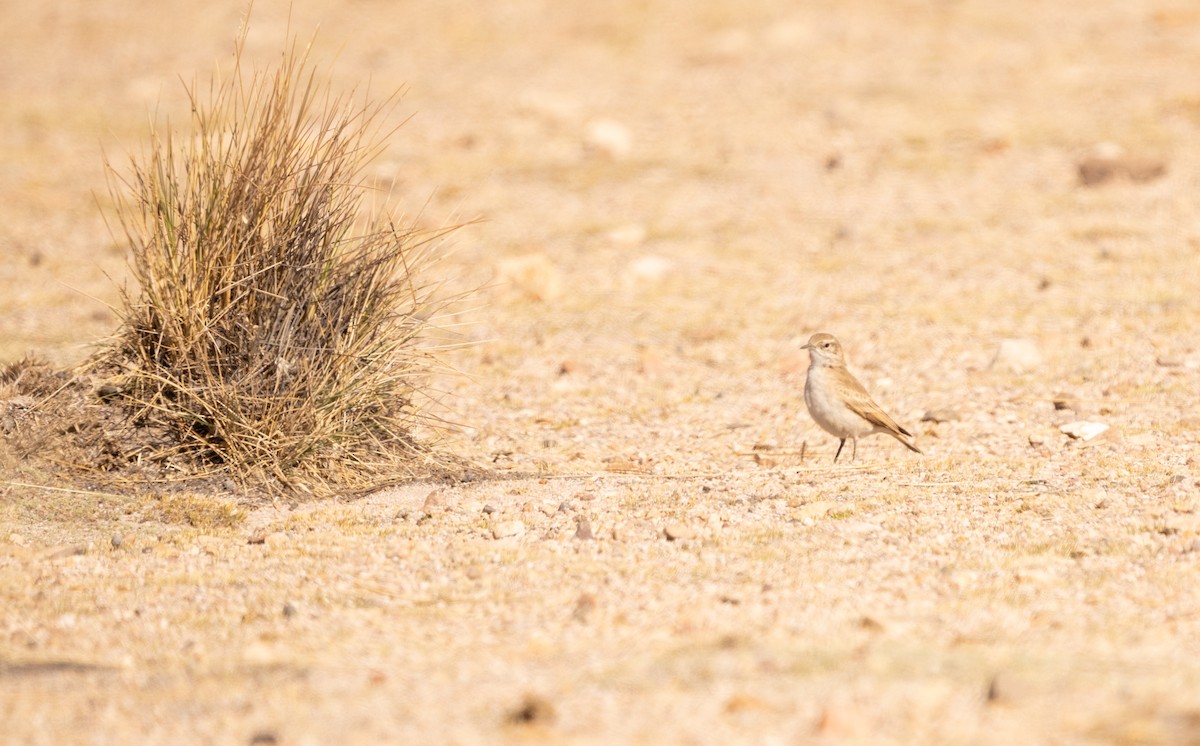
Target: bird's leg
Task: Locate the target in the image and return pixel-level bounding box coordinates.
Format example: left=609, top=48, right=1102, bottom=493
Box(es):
left=851, top=438, right=858, bottom=462
left=834, top=439, right=846, bottom=463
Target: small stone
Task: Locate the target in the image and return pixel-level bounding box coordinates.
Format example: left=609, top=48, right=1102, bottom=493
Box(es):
left=572, top=593, right=597, bottom=622
left=482, top=504, right=496, bottom=515
left=95, top=381, right=123, bottom=400
left=1162, top=514, right=1200, bottom=535
left=991, top=339, right=1042, bottom=373
left=1060, top=420, right=1110, bottom=441
left=422, top=490, right=447, bottom=511
left=1157, top=356, right=1184, bottom=368
left=921, top=408, right=961, bottom=423
left=1080, top=149, right=1161, bottom=184
left=985, top=671, right=1035, bottom=704
left=1077, top=155, right=1121, bottom=186
left=663, top=522, right=694, bottom=541
left=1027, top=433, right=1046, bottom=447
left=1086, top=488, right=1109, bottom=509
left=111, top=534, right=124, bottom=549
left=1052, top=393, right=1080, bottom=411
left=1076, top=144, right=1167, bottom=186
left=584, top=118, right=633, bottom=159
left=492, top=520, right=525, bottom=540
left=281, top=602, right=298, bottom=619
left=574, top=519, right=595, bottom=540
left=557, top=501, right=572, bottom=514
left=249, top=731, right=279, bottom=745
left=507, top=693, right=556, bottom=726
left=627, top=254, right=672, bottom=283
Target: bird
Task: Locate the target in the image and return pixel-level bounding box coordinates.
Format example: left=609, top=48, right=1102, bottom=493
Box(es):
left=801, top=333, right=923, bottom=462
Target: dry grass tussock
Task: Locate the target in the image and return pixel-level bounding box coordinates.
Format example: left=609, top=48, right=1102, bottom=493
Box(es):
left=2, top=39, right=467, bottom=496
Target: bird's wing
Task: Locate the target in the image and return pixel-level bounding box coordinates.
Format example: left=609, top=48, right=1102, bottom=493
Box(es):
left=840, top=373, right=909, bottom=437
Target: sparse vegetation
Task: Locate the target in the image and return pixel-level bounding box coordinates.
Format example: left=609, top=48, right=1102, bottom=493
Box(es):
left=6, top=2, right=1200, bottom=744
left=87, top=38, right=461, bottom=493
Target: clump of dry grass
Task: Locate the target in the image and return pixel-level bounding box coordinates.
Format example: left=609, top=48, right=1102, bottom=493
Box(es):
left=91, top=38, right=461, bottom=494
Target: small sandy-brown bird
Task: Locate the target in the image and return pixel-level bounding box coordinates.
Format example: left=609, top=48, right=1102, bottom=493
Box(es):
left=801, top=333, right=923, bottom=462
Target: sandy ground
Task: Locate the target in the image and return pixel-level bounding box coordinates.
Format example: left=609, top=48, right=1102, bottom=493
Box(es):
left=4, top=0, right=1200, bottom=743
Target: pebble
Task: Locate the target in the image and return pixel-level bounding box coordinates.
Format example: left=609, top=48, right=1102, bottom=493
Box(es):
left=574, top=519, right=595, bottom=540
left=1162, top=514, right=1200, bottom=536
left=111, top=533, right=124, bottom=549
left=1052, top=393, right=1081, bottom=412
left=507, top=693, right=557, bottom=725
left=572, top=593, right=597, bottom=622
left=663, top=522, right=694, bottom=541
left=1060, top=420, right=1110, bottom=441
left=985, top=671, right=1034, bottom=704
left=921, top=408, right=961, bottom=423
left=627, top=254, right=672, bottom=283
left=492, top=520, right=525, bottom=540
left=584, top=118, right=633, bottom=159
left=1076, top=143, right=1166, bottom=186
left=422, top=490, right=447, bottom=511
left=991, top=339, right=1042, bottom=373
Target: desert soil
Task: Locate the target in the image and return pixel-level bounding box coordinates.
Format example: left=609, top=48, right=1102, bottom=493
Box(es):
left=3, top=1, right=1200, bottom=743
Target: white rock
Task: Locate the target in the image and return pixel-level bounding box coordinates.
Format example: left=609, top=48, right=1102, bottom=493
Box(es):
left=991, top=339, right=1042, bottom=373
left=584, top=118, right=633, bottom=159
left=1060, top=421, right=1110, bottom=441
left=662, top=522, right=694, bottom=541
left=492, top=520, right=525, bottom=540
left=627, top=254, right=672, bottom=283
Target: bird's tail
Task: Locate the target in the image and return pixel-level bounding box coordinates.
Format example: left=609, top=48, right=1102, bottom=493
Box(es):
left=892, top=430, right=923, bottom=454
